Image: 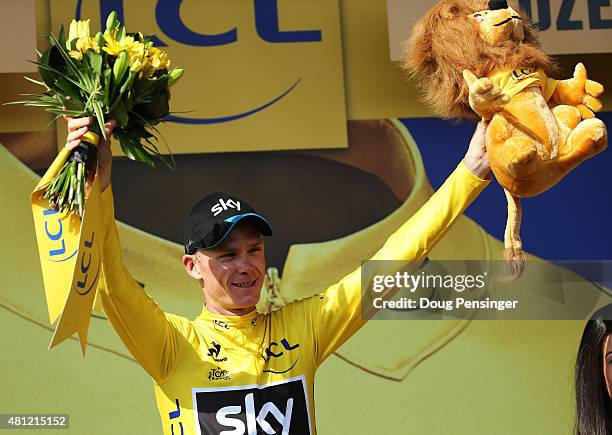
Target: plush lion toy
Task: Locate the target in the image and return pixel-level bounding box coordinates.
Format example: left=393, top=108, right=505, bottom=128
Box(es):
left=404, top=0, right=608, bottom=278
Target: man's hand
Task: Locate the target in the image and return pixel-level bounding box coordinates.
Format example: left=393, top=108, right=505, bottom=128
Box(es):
left=462, top=121, right=491, bottom=180
left=65, top=116, right=116, bottom=191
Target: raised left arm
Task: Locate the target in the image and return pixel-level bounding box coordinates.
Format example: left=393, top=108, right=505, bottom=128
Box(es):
left=308, top=122, right=492, bottom=366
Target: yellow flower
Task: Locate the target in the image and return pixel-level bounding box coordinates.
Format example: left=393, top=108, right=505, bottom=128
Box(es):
left=69, top=19, right=91, bottom=40
left=68, top=50, right=83, bottom=60
left=66, top=19, right=100, bottom=59
left=66, top=19, right=91, bottom=50
left=103, top=33, right=131, bottom=56
left=128, top=41, right=146, bottom=62
left=76, top=37, right=100, bottom=53
left=130, top=58, right=144, bottom=73
left=147, top=47, right=170, bottom=71
left=102, top=30, right=171, bottom=77
left=103, top=33, right=146, bottom=67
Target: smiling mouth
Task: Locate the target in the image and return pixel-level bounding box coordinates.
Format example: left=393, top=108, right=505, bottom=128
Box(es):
left=494, top=16, right=522, bottom=26
left=232, top=279, right=257, bottom=289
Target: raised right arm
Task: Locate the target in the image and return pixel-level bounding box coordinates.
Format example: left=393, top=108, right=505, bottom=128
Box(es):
left=98, top=184, right=185, bottom=383
left=66, top=116, right=185, bottom=383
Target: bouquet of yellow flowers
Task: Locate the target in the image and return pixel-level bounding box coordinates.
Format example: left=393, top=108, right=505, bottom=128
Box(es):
left=12, top=11, right=183, bottom=216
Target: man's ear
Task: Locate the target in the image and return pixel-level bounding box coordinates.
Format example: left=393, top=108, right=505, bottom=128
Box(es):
left=183, top=254, right=203, bottom=280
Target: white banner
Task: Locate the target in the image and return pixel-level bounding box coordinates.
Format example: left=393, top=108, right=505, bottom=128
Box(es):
left=387, top=0, right=612, bottom=60
left=0, top=0, right=37, bottom=72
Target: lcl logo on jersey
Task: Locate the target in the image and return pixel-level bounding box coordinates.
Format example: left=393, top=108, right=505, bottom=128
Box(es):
left=193, top=376, right=312, bottom=435
left=213, top=320, right=230, bottom=332
left=262, top=338, right=300, bottom=374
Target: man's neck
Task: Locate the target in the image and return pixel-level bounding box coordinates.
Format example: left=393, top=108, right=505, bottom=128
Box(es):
left=204, top=303, right=256, bottom=317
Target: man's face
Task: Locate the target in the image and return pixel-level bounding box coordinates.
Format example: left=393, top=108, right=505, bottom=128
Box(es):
left=187, top=222, right=265, bottom=315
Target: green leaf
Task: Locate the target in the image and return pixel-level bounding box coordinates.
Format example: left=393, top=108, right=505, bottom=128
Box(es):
left=156, top=153, right=174, bottom=169
left=58, top=25, right=66, bottom=48
left=113, top=130, right=153, bottom=166
left=55, top=76, right=81, bottom=100
left=65, top=95, right=85, bottom=112
left=93, top=101, right=106, bottom=139
left=95, top=32, right=104, bottom=48
left=119, top=71, right=136, bottom=96
left=47, top=108, right=85, bottom=117
left=23, top=75, right=47, bottom=88
left=133, top=76, right=166, bottom=101
left=48, top=33, right=89, bottom=88
left=108, top=71, right=136, bottom=112
left=48, top=46, right=67, bottom=75
left=141, top=138, right=160, bottom=154
left=128, top=140, right=156, bottom=167
left=33, top=61, right=90, bottom=94
left=112, top=51, right=129, bottom=86
left=110, top=98, right=129, bottom=128
left=103, top=67, right=112, bottom=106
left=127, top=122, right=155, bottom=139
left=86, top=50, right=103, bottom=76
left=168, top=68, right=184, bottom=86
left=106, top=11, right=118, bottom=33
left=132, top=90, right=169, bottom=122
left=37, top=50, right=59, bottom=90
left=144, top=123, right=175, bottom=169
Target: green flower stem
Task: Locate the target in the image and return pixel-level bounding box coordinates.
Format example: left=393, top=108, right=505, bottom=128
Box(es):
left=60, top=168, right=70, bottom=210
left=42, top=120, right=101, bottom=217
left=68, top=161, right=76, bottom=205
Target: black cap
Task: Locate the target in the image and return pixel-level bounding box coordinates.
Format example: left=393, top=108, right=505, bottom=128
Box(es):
left=489, top=0, right=509, bottom=10
left=183, top=192, right=273, bottom=254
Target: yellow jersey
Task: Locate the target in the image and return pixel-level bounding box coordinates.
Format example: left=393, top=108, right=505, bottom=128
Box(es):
left=97, top=161, right=489, bottom=434
left=488, top=67, right=558, bottom=101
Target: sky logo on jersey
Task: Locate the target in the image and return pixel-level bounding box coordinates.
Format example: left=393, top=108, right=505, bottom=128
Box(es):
left=193, top=376, right=312, bottom=435
left=54, top=0, right=348, bottom=153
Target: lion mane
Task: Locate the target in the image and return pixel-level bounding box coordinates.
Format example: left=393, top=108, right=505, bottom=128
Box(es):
left=403, top=0, right=554, bottom=119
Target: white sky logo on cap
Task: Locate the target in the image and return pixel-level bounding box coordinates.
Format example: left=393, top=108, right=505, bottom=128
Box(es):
left=211, top=198, right=241, bottom=217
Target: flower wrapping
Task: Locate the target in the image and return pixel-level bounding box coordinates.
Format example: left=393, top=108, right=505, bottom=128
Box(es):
left=16, top=11, right=184, bottom=352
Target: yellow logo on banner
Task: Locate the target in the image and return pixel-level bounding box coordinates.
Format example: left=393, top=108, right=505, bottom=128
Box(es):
left=31, top=147, right=105, bottom=354
left=51, top=0, right=348, bottom=153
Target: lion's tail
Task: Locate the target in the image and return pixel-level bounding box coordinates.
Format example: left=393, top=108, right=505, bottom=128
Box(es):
left=503, top=189, right=525, bottom=281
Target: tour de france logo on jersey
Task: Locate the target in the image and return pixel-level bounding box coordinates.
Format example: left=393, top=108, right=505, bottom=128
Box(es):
left=192, top=376, right=312, bottom=435
left=57, top=0, right=348, bottom=153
